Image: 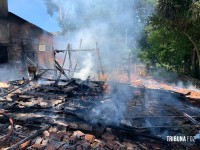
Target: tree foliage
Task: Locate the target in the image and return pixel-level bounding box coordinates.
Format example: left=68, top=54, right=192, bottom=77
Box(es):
left=140, top=0, right=200, bottom=78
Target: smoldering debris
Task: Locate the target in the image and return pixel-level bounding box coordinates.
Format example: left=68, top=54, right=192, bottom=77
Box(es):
left=1, top=71, right=200, bottom=149
left=0, top=43, right=200, bottom=149
left=1, top=46, right=200, bottom=149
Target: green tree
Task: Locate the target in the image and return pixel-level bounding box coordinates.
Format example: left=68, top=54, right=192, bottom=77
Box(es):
left=140, top=0, right=200, bottom=78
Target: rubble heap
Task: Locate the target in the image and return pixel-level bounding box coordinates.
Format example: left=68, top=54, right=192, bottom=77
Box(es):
left=0, top=77, right=200, bottom=149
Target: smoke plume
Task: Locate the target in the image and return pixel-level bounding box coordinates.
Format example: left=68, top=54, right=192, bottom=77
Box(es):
left=51, top=0, right=154, bottom=125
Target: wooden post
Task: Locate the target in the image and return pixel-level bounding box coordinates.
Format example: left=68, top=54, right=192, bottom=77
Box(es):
left=128, top=53, right=131, bottom=83
left=54, top=44, right=69, bottom=85
left=72, top=39, right=82, bottom=77
left=68, top=44, right=72, bottom=76
left=96, top=43, right=100, bottom=80
left=96, top=42, right=104, bottom=81
left=52, top=45, right=57, bottom=79
left=55, top=60, right=68, bottom=79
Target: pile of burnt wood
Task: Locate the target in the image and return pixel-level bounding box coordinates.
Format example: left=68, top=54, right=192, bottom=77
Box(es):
left=0, top=77, right=106, bottom=114
left=1, top=75, right=200, bottom=149
left=0, top=77, right=106, bottom=148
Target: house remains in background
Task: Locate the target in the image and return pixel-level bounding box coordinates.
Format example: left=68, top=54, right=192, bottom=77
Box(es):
left=0, top=0, right=54, bottom=80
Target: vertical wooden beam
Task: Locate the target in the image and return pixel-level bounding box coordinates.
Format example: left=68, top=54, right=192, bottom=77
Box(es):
left=68, top=44, right=72, bottom=76
left=72, top=39, right=82, bottom=77
left=96, top=42, right=104, bottom=81
left=52, top=45, right=57, bottom=79
left=128, top=53, right=131, bottom=83
left=54, top=44, right=68, bottom=85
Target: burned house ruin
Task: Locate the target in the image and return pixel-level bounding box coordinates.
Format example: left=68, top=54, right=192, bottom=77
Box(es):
left=1, top=0, right=200, bottom=149
left=0, top=0, right=54, bottom=80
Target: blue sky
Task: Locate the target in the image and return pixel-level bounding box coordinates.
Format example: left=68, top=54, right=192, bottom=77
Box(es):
left=8, top=0, right=60, bottom=32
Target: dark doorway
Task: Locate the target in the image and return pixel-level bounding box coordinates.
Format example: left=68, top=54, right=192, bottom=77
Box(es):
left=0, top=46, right=8, bottom=64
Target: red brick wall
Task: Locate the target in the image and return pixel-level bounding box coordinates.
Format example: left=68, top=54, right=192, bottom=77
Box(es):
left=0, top=19, right=9, bottom=44
left=8, top=13, right=54, bottom=69
left=0, top=13, right=55, bottom=77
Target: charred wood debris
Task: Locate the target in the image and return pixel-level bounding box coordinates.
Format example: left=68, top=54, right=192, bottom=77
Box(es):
left=1, top=60, right=200, bottom=149
left=0, top=78, right=171, bottom=150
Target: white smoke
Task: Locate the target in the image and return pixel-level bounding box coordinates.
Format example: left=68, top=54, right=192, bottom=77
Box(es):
left=0, top=65, right=22, bottom=82
left=74, top=53, right=94, bottom=80
left=51, top=0, right=155, bottom=124
left=52, top=0, right=154, bottom=69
